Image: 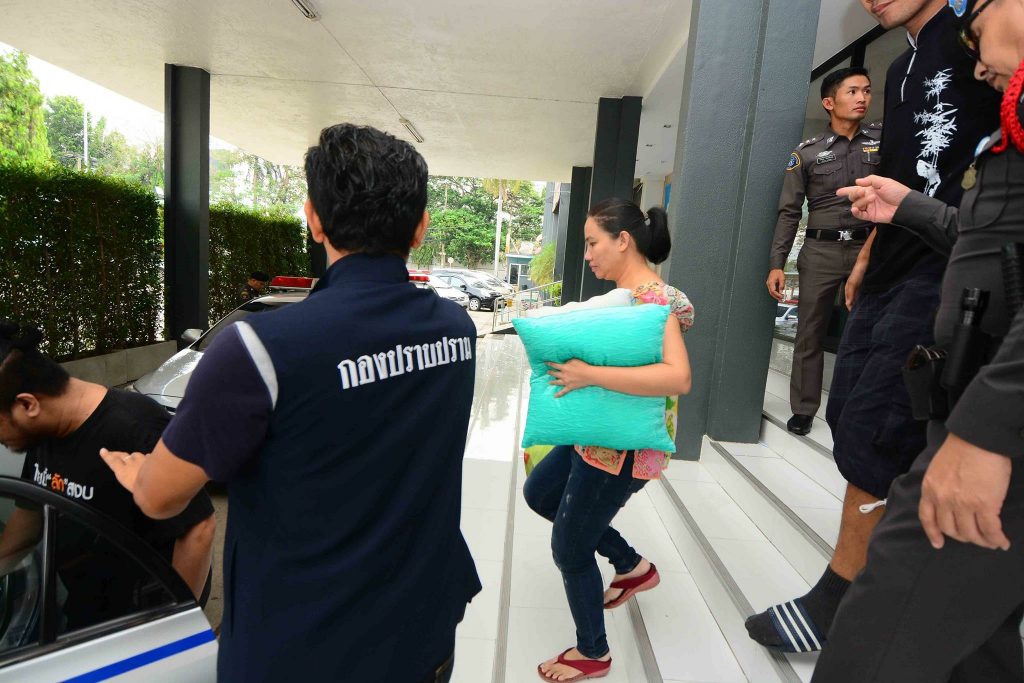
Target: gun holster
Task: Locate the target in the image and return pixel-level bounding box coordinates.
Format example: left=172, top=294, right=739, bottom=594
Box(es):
left=903, top=345, right=950, bottom=421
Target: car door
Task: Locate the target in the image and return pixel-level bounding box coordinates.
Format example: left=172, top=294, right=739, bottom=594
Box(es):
left=0, top=478, right=215, bottom=682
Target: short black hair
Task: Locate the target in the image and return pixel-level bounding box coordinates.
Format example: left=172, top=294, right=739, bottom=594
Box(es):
left=0, top=321, right=70, bottom=413
left=250, top=271, right=270, bottom=282
left=821, top=67, right=870, bottom=100
left=304, top=124, right=429, bottom=257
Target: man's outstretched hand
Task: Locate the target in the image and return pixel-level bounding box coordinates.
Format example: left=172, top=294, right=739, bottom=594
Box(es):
left=837, top=175, right=913, bottom=225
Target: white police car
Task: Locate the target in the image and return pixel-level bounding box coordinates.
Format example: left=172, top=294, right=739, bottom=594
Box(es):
left=0, top=477, right=216, bottom=681
left=133, top=274, right=466, bottom=411
left=132, top=277, right=316, bottom=412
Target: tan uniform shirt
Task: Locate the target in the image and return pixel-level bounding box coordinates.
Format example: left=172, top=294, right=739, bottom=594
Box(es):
left=769, top=123, right=882, bottom=270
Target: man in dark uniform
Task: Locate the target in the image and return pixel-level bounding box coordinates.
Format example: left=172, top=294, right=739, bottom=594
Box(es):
left=766, top=67, right=879, bottom=436
left=239, top=271, right=269, bottom=303
left=746, top=0, right=1000, bottom=654
left=815, top=2, right=1024, bottom=679
left=98, top=124, right=480, bottom=683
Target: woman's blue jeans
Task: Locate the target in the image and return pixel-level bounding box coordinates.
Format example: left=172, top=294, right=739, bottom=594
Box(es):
left=522, top=446, right=647, bottom=658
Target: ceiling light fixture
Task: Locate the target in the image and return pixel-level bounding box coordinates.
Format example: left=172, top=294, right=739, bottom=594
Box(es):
left=290, top=0, right=321, bottom=21
left=400, top=117, right=425, bottom=144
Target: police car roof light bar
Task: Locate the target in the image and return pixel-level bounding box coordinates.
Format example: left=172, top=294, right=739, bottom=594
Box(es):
left=270, top=276, right=316, bottom=289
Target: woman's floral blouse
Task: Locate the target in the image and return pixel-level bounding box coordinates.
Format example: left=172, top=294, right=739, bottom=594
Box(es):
left=575, top=282, right=694, bottom=480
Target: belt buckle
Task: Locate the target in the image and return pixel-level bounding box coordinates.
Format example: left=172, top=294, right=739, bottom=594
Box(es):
left=838, top=230, right=854, bottom=241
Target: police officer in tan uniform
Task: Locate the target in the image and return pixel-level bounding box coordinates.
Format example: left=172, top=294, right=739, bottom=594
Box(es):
left=240, top=271, right=270, bottom=304
left=767, top=67, right=879, bottom=435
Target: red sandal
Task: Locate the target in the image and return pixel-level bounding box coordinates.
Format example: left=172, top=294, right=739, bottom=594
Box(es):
left=537, top=649, right=612, bottom=682
left=603, top=562, right=660, bottom=610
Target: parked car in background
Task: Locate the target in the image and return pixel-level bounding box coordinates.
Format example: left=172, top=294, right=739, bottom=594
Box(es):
left=433, top=269, right=514, bottom=298
left=432, top=271, right=506, bottom=311
left=426, top=275, right=469, bottom=308
left=775, top=303, right=799, bottom=335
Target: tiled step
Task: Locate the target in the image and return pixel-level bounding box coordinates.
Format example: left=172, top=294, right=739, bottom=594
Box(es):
left=699, top=440, right=836, bottom=585
left=653, top=442, right=822, bottom=682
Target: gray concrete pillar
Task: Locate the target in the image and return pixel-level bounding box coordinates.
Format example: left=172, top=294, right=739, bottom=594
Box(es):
left=666, top=0, right=822, bottom=458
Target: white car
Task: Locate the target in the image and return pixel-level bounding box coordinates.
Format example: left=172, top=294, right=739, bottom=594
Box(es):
left=134, top=274, right=469, bottom=410
left=426, top=276, right=469, bottom=308
left=133, top=291, right=307, bottom=411
left=775, top=303, right=799, bottom=334
left=0, top=477, right=216, bottom=681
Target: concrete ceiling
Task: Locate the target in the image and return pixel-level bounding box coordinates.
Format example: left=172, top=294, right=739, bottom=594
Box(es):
left=1, top=0, right=884, bottom=183
left=0, top=0, right=692, bottom=181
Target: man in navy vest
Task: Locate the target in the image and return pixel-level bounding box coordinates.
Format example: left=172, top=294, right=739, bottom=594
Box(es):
left=100, top=124, right=481, bottom=682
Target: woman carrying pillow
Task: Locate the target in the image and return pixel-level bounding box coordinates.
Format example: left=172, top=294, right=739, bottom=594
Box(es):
left=525, top=198, right=694, bottom=682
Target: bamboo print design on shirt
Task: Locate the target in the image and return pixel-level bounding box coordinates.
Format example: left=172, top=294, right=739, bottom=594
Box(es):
left=914, top=69, right=958, bottom=197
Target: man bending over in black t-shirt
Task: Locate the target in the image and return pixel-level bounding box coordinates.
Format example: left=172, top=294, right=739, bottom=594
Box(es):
left=0, top=321, right=215, bottom=628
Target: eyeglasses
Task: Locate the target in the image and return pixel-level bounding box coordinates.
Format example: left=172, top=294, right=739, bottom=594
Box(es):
left=955, top=0, right=996, bottom=61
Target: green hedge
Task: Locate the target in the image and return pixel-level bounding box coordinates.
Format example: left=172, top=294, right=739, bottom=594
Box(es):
left=0, top=165, right=162, bottom=360
left=208, top=203, right=308, bottom=322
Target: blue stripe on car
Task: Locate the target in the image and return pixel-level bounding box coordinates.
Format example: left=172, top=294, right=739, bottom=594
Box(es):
left=61, top=630, right=216, bottom=683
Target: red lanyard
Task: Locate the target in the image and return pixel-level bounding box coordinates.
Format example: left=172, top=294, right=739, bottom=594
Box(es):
left=993, top=59, right=1024, bottom=155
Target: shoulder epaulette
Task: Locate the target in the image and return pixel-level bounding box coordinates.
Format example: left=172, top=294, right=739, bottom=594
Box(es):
left=796, top=134, right=823, bottom=151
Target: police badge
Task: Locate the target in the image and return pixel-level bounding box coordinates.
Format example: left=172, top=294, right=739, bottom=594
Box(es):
left=948, top=0, right=969, bottom=17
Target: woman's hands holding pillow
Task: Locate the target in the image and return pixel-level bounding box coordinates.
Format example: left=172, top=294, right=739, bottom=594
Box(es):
left=547, top=360, right=594, bottom=398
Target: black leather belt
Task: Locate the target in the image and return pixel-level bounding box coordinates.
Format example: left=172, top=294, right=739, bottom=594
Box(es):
left=806, top=228, right=870, bottom=242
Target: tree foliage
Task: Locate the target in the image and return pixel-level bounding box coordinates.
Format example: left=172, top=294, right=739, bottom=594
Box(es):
left=208, top=203, right=309, bottom=322
left=530, top=242, right=556, bottom=286
left=0, top=51, right=51, bottom=168
left=0, top=165, right=162, bottom=359
left=417, top=176, right=544, bottom=269
left=210, top=149, right=306, bottom=216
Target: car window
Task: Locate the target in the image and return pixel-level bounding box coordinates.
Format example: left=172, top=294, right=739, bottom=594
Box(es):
left=197, top=300, right=291, bottom=351
left=776, top=304, right=788, bottom=317
left=450, top=277, right=466, bottom=288
left=54, top=511, right=176, bottom=637
left=0, top=498, right=44, bottom=657
left=428, top=277, right=451, bottom=290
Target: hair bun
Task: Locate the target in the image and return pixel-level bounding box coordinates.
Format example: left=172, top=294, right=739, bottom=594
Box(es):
left=0, top=321, right=18, bottom=341
left=14, top=327, right=43, bottom=352
left=0, top=321, right=43, bottom=352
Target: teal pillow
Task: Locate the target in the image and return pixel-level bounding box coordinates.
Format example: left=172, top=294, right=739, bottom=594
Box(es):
left=513, top=304, right=675, bottom=452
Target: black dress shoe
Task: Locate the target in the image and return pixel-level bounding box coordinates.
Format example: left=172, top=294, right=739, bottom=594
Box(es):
left=787, top=414, right=814, bottom=435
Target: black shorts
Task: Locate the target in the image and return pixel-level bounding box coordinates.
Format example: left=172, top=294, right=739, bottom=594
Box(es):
left=825, top=274, right=941, bottom=500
